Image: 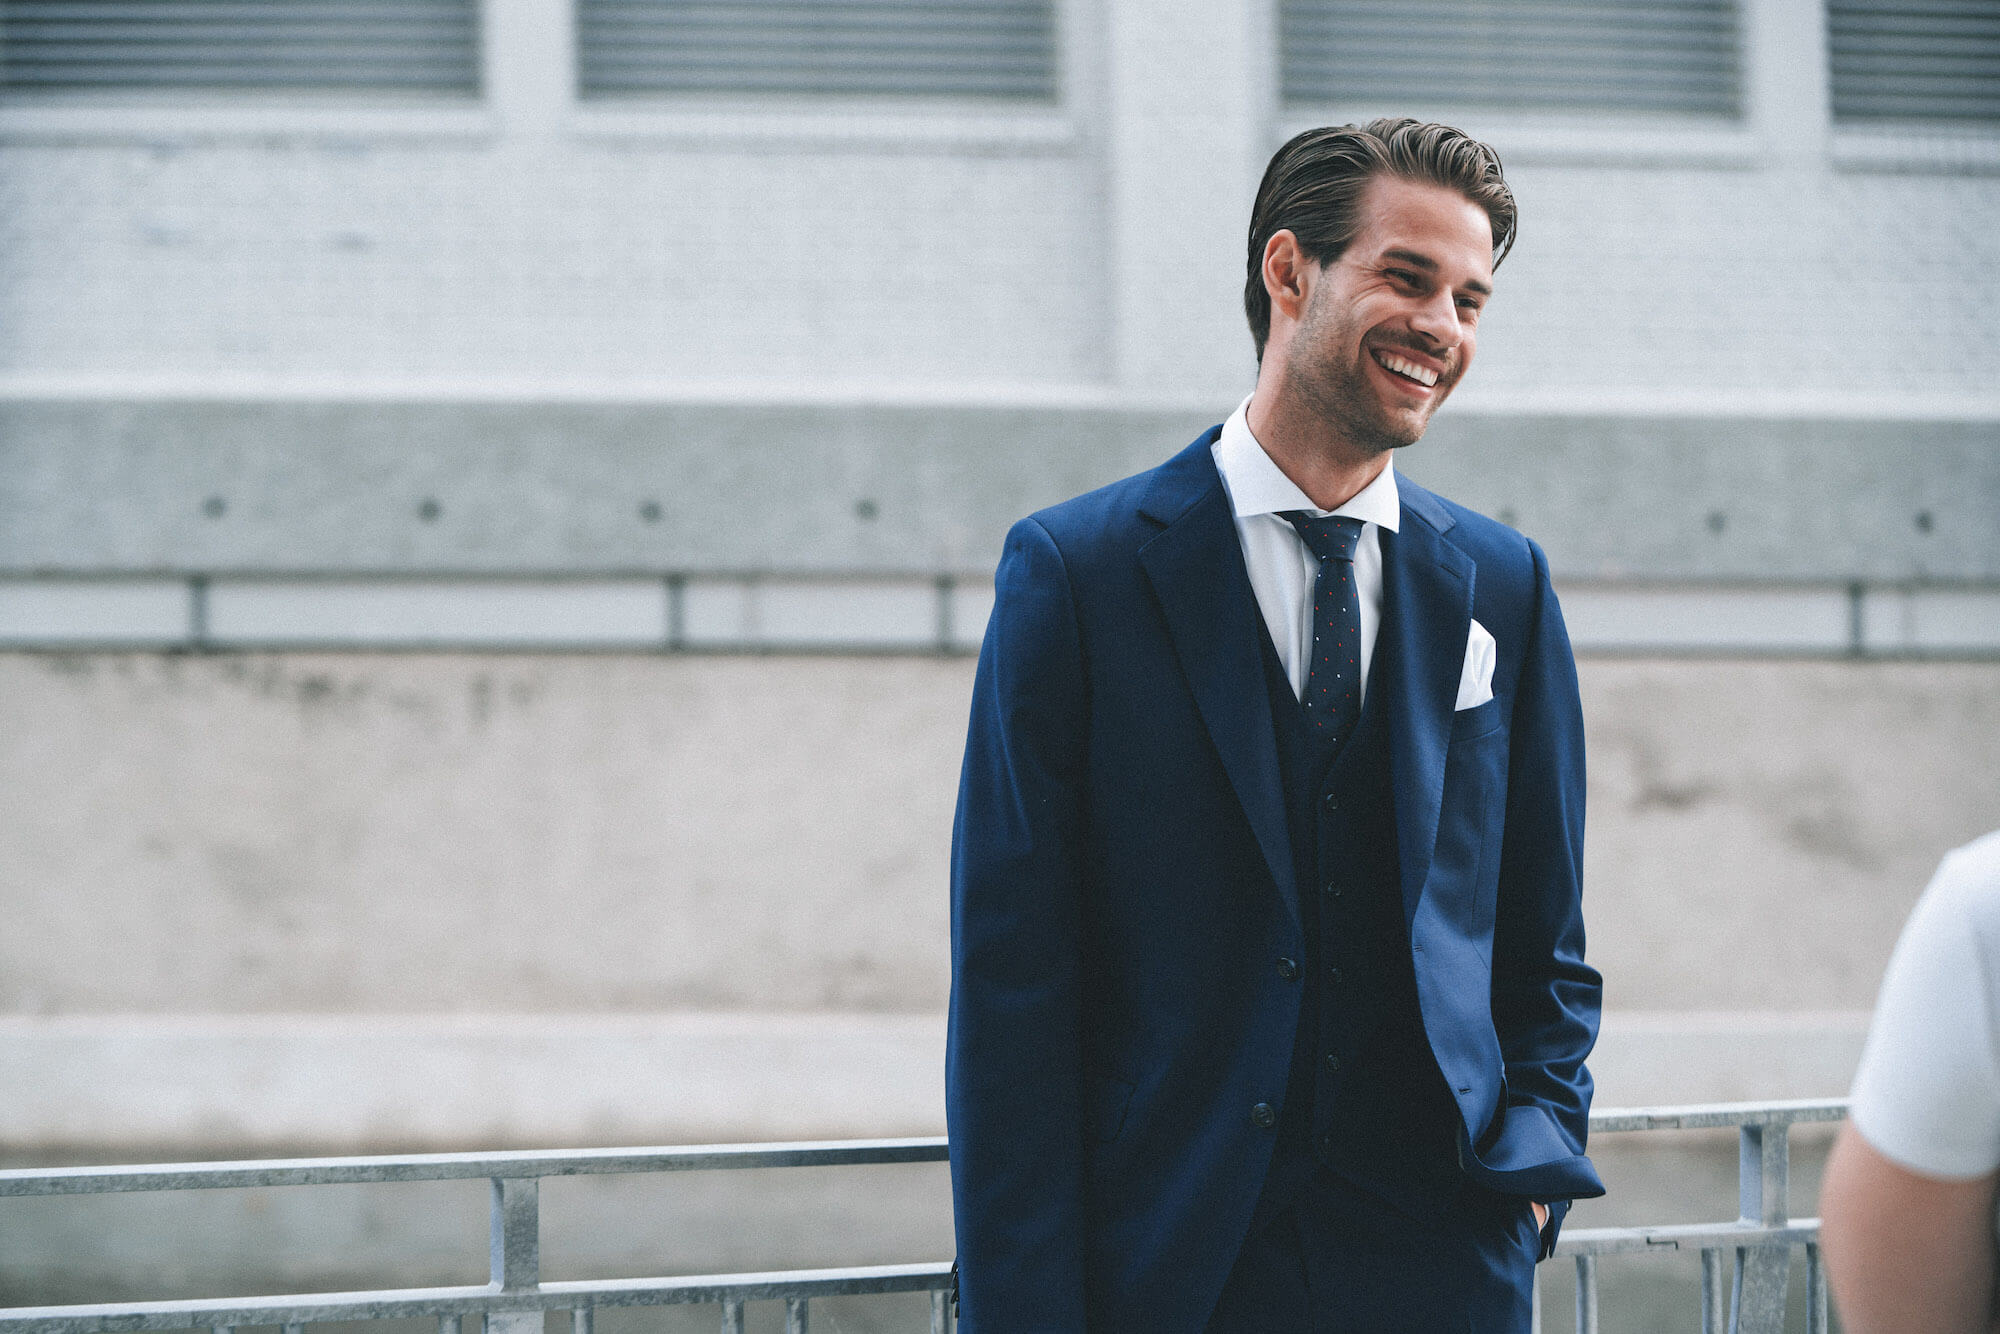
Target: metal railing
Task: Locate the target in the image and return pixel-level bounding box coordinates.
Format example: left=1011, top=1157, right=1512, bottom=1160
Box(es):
left=0, top=1098, right=1845, bottom=1334
left=1549, top=1097, right=1846, bottom=1334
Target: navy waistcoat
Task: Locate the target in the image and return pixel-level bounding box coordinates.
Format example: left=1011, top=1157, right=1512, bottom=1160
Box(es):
left=1248, top=624, right=1465, bottom=1235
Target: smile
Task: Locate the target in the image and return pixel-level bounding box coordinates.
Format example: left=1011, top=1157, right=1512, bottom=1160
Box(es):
left=1371, top=349, right=1439, bottom=388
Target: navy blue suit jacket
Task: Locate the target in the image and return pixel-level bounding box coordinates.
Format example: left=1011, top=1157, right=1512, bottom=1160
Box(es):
left=946, top=428, right=1603, bottom=1333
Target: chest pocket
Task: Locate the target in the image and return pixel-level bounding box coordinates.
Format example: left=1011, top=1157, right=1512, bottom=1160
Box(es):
left=1449, top=696, right=1503, bottom=743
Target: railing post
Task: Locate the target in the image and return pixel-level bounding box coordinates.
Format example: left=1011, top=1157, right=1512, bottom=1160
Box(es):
left=1572, top=1254, right=1598, bottom=1334
left=1739, top=1121, right=1788, bottom=1226
left=1806, top=1242, right=1829, bottom=1334
left=1702, top=1248, right=1727, bottom=1334
left=719, top=1300, right=745, bottom=1334
left=784, top=1297, right=809, bottom=1333
left=487, top=1176, right=541, bottom=1334
left=1731, top=1123, right=1791, bottom=1334
left=929, top=1290, right=952, bottom=1334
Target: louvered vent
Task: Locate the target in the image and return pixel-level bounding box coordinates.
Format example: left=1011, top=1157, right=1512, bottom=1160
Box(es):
left=1281, top=0, right=1742, bottom=117
left=0, top=0, right=480, bottom=95
left=1829, top=0, right=2000, bottom=124
left=577, top=0, right=1056, bottom=100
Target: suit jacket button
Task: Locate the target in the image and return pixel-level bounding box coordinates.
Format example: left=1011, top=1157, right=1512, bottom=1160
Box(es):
left=1276, top=957, right=1298, bottom=981
left=1323, top=881, right=1342, bottom=899
left=1326, top=965, right=1342, bottom=983
left=1323, top=793, right=1340, bottom=813
left=1250, top=1102, right=1277, bottom=1129
left=1325, top=1053, right=1341, bottom=1072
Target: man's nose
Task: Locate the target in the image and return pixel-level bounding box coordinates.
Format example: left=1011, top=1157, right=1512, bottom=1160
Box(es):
left=1408, top=288, right=1463, bottom=350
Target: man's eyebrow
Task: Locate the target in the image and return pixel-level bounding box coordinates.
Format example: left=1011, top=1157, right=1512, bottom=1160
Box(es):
left=1380, top=247, right=1493, bottom=298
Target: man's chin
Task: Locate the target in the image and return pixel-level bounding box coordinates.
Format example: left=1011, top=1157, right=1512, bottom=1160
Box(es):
left=1358, top=386, right=1442, bottom=451
left=1366, top=408, right=1432, bottom=453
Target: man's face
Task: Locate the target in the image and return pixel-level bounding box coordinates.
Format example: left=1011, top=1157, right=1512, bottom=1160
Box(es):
left=1282, top=175, right=1495, bottom=455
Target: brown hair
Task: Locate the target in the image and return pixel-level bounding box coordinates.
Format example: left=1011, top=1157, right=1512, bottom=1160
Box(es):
left=1244, top=117, right=1517, bottom=361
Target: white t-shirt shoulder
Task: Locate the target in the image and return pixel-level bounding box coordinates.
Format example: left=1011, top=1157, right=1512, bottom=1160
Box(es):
left=1850, top=829, right=2000, bottom=1179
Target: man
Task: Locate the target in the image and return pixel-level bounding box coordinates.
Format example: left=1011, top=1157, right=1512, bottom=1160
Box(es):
left=947, top=119, right=1603, bottom=1333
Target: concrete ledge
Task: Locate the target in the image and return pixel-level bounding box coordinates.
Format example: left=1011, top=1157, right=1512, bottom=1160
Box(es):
left=0, top=1012, right=950, bottom=1154
left=4, top=576, right=1999, bottom=656
left=205, top=579, right=671, bottom=649
left=0, top=580, right=188, bottom=646
left=0, top=1011, right=1866, bottom=1157
left=681, top=577, right=942, bottom=651
left=1, top=400, right=1995, bottom=581
left=1561, top=586, right=1853, bottom=654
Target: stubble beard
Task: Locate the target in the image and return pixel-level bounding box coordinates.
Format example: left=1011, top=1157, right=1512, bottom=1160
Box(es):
left=1284, top=297, right=1450, bottom=459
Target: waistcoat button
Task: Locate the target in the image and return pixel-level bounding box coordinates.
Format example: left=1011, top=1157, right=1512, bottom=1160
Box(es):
left=1323, top=792, right=1340, bottom=813
left=1325, top=1053, right=1341, bottom=1072
left=1276, top=957, right=1298, bottom=981
left=1250, top=1102, right=1277, bottom=1129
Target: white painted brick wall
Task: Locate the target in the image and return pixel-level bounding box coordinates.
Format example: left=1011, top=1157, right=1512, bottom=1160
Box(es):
left=0, top=0, right=1992, bottom=408
left=0, top=141, right=1108, bottom=388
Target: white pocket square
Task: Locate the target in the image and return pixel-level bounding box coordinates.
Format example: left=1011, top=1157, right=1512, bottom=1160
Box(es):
left=1455, top=619, right=1496, bottom=710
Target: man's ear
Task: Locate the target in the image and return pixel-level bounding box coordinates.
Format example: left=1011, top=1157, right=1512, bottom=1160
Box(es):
left=1262, top=229, right=1312, bottom=329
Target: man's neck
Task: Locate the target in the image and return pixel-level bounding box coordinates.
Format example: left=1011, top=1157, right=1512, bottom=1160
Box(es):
left=1245, top=385, right=1391, bottom=513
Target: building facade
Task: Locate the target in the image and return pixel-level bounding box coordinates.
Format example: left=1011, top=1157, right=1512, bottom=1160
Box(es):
left=1, top=0, right=1997, bottom=1165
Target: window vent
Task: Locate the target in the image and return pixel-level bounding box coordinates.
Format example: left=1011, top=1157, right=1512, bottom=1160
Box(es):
left=0, top=0, right=481, bottom=95
left=1829, top=0, right=2000, bottom=125
left=1280, top=0, right=1742, bottom=118
left=577, top=0, right=1057, bottom=100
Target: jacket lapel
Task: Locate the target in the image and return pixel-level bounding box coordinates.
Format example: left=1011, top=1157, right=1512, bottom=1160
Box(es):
left=1136, top=436, right=1300, bottom=932
left=1380, top=484, right=1475, bottom=926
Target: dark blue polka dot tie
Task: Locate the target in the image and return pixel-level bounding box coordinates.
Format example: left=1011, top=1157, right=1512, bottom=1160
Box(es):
left=1281, top=511, right=1366, bottom=748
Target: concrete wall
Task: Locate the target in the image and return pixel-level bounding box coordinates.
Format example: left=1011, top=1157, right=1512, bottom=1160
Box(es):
left=3, top=403, right=1997, bottom=582
left=3, top=649, right=1994, bottom=1155
left=0, top=0, right=1996, bottom=1263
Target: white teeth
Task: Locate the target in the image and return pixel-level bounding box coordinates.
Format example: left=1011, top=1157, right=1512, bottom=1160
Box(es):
left=1374, top=350, right=1438, bottom=386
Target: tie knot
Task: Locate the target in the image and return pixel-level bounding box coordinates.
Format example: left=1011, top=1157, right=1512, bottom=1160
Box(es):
left=1282, top=511, right=1365, bottom=564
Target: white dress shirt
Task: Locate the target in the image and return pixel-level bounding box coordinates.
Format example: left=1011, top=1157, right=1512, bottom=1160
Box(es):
left=1210, top=395, right=1401, bottom=706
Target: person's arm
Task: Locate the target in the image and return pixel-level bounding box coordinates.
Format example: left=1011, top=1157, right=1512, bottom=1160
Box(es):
left=1488, top=538, right=1601, bottom=1255
left=946, top=516, right=1092, bottom=1333
left=1820, top=1122, right=2000, bottom=1334
left=1825, top=838, right=2000, bottom=1333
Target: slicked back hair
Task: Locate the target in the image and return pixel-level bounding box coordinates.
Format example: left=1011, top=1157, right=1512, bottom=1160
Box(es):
left=1244, top=117, right=1516, bottom=361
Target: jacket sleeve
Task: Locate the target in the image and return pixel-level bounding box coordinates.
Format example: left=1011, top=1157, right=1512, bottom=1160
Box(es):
left=947, top=516, right=1092, bottom=1332
left=1489, top=537, right=1604, bottom=1253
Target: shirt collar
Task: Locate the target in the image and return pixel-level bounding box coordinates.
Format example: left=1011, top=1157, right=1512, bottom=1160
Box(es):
left=1212, top=395, right=1401, bottom=531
